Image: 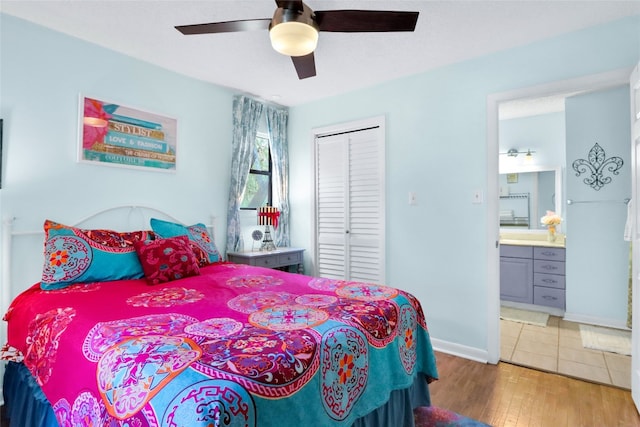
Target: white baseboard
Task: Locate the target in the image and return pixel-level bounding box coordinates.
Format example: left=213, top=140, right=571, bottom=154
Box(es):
left=430, top=338, right=491, bottom=364
left=563, top=311, right=630, bottom=330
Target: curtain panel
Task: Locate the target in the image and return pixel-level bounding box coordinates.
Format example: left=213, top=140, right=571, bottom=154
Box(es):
left=265, top=105, right=290, bottom=247
left=225, top=95, right=264, bottom=254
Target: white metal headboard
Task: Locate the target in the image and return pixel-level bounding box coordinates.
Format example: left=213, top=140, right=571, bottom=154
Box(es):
left=1, top=204, right=216, bottom=321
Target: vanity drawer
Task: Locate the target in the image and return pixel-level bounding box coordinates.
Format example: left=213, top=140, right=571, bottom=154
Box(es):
left=533, top=259, right=565, bottom=276
left=500, top=245, right=533, bottom=259
left=533, top=247, right=566, bottom=262
left=534, top=286, right=565, bottom=309
left=534, top=272, right=565, bottom=289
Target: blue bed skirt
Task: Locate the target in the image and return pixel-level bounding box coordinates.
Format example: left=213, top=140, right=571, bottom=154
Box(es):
left=3, top=362, right=57, bottom=427
left=2, top=361, right=430, bottom=427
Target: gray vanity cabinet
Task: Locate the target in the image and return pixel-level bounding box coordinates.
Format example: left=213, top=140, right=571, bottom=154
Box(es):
left=532, top=247, right=566, bottom=309
left=500, top=245, right=534, bottom=304
left=500, top=244, right=566, bottom=309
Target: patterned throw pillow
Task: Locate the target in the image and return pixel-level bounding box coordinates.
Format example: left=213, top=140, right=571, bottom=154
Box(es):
left=134, top=235, right=200, bottom=285
left=150, top=218, right=220, bottom=266
left=40, top=220, right=154, bottom=290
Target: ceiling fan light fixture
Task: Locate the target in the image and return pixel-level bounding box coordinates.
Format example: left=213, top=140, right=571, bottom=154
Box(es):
left=269, top=21, right=318, bottom=57
left=176, top=2, right=419, bottom=79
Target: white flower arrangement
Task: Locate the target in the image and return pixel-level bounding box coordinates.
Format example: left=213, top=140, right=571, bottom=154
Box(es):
left=541, top=211, right=562, bottom=226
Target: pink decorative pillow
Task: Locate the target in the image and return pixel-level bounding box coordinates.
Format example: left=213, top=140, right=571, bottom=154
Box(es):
left=134, top=235, right=200, bottom=285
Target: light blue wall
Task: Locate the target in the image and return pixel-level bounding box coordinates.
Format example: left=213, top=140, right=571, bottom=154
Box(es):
left=288, top=16, right=640, bottom=350
left=565, top=86, right=631, bottom=325
left=0, top=14, right=235, bottom=290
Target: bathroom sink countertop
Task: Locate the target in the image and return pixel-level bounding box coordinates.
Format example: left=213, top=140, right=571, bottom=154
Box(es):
left=500, top=232, right=566, bottom=248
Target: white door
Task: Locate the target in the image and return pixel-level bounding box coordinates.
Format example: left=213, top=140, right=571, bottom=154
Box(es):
left=313, top=117, right=386, bottom=283
left=630, top=61, right=640, bottom=410
left=316, top=130, right=349, bottom=279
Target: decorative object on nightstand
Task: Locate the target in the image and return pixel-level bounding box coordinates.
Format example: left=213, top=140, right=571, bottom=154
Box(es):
left=251, top=229, right=263, bottom=252
left=257, top=206, right=280, bottom=251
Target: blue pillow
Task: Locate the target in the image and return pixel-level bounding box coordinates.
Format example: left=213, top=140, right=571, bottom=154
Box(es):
left=40, top=220, right=155, bottom=290
left=150, top=218, right=220, bottom=266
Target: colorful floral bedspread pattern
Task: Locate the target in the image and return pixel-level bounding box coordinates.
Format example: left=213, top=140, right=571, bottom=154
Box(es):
left=3, top=263, right=438, bottom=427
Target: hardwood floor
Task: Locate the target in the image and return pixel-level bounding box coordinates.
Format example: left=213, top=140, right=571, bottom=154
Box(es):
left=1, top=353, right=636, bottom=427
left=429, top=351, right=640, bottom=427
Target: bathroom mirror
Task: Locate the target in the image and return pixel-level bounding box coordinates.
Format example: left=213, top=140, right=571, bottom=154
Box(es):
left=498, top=165, right=562, bottom=230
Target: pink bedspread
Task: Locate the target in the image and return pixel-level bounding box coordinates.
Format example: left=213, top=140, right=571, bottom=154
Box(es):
left=3, top=262, right=437, bottom=426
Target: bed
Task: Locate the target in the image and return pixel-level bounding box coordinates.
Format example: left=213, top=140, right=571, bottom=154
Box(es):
left=1, top=207, right=438, bottom=427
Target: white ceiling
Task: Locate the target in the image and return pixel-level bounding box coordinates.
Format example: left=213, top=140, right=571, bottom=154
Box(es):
left=1, top=1, right=639, bottom=107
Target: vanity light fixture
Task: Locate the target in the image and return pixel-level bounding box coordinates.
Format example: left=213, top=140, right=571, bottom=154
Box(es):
left=501, top=148, right=536, bottom=158
left=525, top=150, right=534, bottom=162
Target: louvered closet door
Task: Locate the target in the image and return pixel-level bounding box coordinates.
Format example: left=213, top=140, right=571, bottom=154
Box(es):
left=315, top=125, right=385, bottom=283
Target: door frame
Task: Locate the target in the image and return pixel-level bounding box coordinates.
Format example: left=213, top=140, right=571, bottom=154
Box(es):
left=486, top=68, right=633, bottom=364
left=630, top=61, right=640, bottom=410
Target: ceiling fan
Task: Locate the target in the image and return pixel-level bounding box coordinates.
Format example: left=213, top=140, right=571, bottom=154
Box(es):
left=175, top=0, right=419, bottom=80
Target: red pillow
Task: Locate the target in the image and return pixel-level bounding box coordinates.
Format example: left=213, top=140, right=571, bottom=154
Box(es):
left=134, top=235, right=200, bottom=285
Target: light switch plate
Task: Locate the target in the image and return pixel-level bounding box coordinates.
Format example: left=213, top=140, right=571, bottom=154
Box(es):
left=472, top=189, right=483, bottom=204
left=409, top=191, right=417, bottom=205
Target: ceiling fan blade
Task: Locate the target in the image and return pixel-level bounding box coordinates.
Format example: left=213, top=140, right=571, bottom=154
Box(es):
left=275, top=0, right=304, bottom=12
left=175, top=18, right=271, bottom=35
left=315, top=10, right=418, bottom=32
left=291, top=53, right=316, bottom=79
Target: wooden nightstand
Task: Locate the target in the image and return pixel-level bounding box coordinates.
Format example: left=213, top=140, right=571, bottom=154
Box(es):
left=227, top=247, right=305, bottom=274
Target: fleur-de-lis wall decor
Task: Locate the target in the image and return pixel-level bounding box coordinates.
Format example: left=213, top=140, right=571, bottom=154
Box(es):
left=572, top=143, right=624, bottom=191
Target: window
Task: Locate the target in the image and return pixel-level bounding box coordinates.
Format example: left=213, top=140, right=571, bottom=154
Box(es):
left=241, top=132, right=272, bottom=209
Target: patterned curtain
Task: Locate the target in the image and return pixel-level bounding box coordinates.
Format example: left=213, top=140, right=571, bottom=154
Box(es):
left=265, top=104, right=290, bottom=247
left=225, top=95, right=264, bottom=254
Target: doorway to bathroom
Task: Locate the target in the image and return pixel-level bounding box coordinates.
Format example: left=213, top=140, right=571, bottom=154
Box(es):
left=487, top=68, right=634, bottom=388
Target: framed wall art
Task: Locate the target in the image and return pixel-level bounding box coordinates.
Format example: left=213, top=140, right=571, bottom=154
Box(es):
left=78, top=95, right=177, bottom=171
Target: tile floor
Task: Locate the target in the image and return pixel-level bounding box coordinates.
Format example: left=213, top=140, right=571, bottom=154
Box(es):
left=500, top=315, right=632, bottom=389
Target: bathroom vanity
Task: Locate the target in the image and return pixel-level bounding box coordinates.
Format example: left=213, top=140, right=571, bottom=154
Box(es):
left=500, top=233, right=566, bottom=310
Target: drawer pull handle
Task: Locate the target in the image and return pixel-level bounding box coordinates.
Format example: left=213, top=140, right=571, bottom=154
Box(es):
left=540, top=251, right=557, bottom=257
left=542, top=295, right=558, bottom=301
left=541, top=265, right=557, bottom=271
left=542, top=279, right=557, bottom=284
